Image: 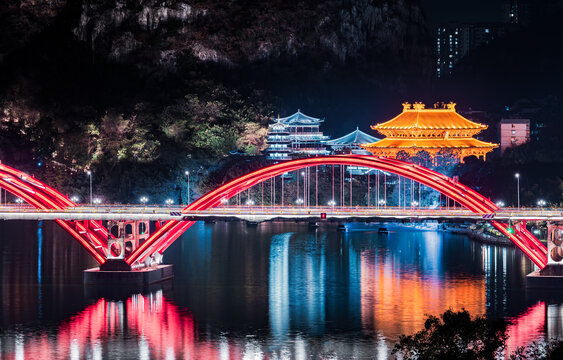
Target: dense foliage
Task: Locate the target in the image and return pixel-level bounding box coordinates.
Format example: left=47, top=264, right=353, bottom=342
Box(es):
left=393, top=309, right=563, bottom=360
left=392, top=309, right=507, bottom=360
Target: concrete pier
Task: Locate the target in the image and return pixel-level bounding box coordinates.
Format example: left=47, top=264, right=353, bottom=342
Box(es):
left=84, top=264, right=174, bottom=288
left=526, top=269, right=563, bottom=289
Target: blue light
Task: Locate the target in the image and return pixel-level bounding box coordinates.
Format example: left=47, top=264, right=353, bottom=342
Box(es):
left=37, top=162, right=42, bottom=167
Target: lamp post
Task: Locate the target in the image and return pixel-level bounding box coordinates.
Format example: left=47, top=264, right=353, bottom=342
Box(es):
left=165, top=198, right=173, bottom=207
left=185, top=170, right=190, bottom=205
left=328, top=200, right=336, bottom=208
left=93, top=198, right=101, bottom=205
left=515, top=173, right=520, bottom=209
left=379, top=199, right=386, bottom=208
left=70, top=196, right=80, bottom=203
left=496, top=201, right=505, bottom=208
left=87, top=170, right=92, bottom=205
left=140, top=196, right=148, bottom=209
left=537, top=199, right=546, bottom=210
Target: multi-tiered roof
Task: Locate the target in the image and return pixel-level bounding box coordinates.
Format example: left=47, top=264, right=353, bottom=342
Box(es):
left=323, top=127, right=379, bottom=154
left=361, top=102, right=498, bottom=163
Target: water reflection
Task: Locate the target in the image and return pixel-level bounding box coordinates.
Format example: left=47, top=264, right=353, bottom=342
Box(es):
left=0, top=290, right=220, bottom=359
left=1, top=221, right=563, bottom=358
left=360, top=231, right=486, bottom=338
left=0, top=289, right=556, bottom=359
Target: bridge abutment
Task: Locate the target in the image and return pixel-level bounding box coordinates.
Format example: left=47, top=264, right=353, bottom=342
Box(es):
left=527, top=221, right=563, bottom=289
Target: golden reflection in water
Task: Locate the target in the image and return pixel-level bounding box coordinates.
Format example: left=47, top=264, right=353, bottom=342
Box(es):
left=360, top=250, right=486, bottom=338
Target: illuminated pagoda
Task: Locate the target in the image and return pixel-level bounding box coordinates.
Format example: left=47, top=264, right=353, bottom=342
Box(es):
left=323, top=127, right=380, bottom=154
left=266, top=110, right=330, bottom=161
left=361, top=102, right=498, bottom=163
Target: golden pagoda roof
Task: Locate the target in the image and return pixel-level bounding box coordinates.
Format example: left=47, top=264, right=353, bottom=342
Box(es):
left=362, top=137, right=498, bottom=150
left=373, top=102, right=487, bottom=131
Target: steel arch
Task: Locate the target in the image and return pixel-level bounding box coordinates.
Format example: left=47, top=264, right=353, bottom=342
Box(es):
left=126, top=155, right=547, bottom=268
left=0, top=163, right=108, bottom=263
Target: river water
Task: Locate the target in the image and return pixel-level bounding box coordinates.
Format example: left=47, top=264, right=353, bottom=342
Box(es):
left=0, top=220, right=561, bottom=359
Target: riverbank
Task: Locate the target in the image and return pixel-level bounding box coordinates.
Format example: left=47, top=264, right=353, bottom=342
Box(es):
left=444, top=224, right=514, bottom=246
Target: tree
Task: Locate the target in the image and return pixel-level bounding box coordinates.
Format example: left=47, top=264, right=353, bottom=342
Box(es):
left=510, top=340, right=563, bottom=360
left=392, top=309, right=507, bottom=360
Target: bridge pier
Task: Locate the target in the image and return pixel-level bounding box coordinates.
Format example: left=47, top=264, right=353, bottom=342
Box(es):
left=83, top=264, right=174, bottom=289
left=83, top=220, right=173, bottom=291
left=527, top=221, right=563, bottom=289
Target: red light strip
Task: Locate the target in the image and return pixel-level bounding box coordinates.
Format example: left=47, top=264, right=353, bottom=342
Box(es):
left=127, top=156, right=506, bottom=265
left=0, top=158, right=542, bottom=268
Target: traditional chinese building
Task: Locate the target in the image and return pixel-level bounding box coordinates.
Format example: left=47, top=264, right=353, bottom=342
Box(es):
left=361, top=102, right=498, bottom=163
left=323, top=127, right=380, bottom=155
left=266, top=110, right=330, bottom=161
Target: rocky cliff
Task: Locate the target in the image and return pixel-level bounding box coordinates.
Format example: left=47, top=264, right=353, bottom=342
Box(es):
left=0, top=0, right=433, bottom=202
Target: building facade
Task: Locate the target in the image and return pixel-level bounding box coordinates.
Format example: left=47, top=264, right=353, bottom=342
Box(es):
left=500, top=118, right=530, bottom=153
left=266, top=110, right=329, bottom=161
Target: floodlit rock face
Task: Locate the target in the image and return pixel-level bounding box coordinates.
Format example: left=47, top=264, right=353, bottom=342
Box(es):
left=70, top=0, right=431, bottom=75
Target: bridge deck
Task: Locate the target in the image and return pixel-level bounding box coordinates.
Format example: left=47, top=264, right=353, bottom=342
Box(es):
left=0, top=206, right=560, bottom=222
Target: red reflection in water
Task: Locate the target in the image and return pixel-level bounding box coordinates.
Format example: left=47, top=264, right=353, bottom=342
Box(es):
left=1, top=292, right=247, bottom=359
left=505, top=302, right=546, bottom=357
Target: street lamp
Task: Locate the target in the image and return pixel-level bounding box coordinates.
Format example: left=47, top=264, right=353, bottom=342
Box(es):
left=295, top=198, right=304, bottom=206
left=245, top=199, right=255, bottom=206
left=496, top=201, right=505, bottom=208
left=165, top=198, right=173, bottom=206
left=378, top=199, right=386, bottom=208
left=537, top=199, right=546, bottom=209
left=86, top=170, right=92, bottom=205
left=70, top=195, right=80, bottom=203
left=15, top=198, right=24, bottom=205
left=93, top=198, right=101, bottom=205
left=185, top=170, right=190, bottom=204
left=411, top=201, right=419, bottom=208
left=328, top=200, right=336, bottom=207
left=221, top=198, right=228, bottom=206
left=140, top=196, right=148, bottom=206
left=515, top=173, right=520, bottom=209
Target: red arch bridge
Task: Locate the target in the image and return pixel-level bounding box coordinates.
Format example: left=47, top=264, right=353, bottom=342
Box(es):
left=0, top=156, right=551, bottom=270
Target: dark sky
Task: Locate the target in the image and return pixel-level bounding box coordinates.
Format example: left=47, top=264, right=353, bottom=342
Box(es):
left=420, top=0, right=506, bottom=25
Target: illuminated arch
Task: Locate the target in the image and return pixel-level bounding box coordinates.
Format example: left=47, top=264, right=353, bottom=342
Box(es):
left=127, top=156, right=547, bottom=269
left=0, top=163, right=108, bottom=263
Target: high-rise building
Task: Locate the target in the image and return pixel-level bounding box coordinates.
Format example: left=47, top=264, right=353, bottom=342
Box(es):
left=436, top=23, right=507, bottom=78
